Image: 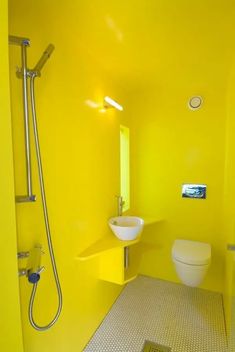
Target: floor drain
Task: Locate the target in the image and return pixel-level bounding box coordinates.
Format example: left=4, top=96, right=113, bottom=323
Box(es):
left=142, top=340, right=171, bottom=352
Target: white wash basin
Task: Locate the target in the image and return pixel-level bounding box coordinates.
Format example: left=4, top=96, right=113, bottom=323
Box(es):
left=108, top=216, right=144, bottom=241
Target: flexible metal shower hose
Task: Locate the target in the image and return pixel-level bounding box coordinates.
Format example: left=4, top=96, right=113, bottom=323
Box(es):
left=28, top=73, right=62, bottom=331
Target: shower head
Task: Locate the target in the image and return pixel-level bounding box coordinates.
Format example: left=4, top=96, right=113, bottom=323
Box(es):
left=32, top=44, right=55, bottom=76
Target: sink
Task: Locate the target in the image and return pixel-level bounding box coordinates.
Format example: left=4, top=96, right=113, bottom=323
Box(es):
left=108, top=216, right=144, bottom=241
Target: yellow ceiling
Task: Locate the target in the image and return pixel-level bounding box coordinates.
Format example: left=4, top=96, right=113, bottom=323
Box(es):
left=9, top=0, right=235, bottom=91
left=68, top=0, right=235, bottom=79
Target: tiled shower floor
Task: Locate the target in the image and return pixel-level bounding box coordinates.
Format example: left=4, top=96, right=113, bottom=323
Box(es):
left=84, top=275, right=227, bottom=352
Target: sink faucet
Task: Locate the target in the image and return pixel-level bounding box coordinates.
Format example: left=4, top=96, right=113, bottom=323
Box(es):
left=116, top=195, right=125, bottom=216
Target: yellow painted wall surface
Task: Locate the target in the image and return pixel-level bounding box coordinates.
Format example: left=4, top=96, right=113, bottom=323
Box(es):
left=8, top=0, right=235, bottom=350
left=0, top=1, right=24, bottom=351
left=127, top=83, right=227, bottom=292
left=123, top=3, right=235, bottom=293
left=223, top=63, right=235, bottom=334
left=8, top=1, right=126, bottom=351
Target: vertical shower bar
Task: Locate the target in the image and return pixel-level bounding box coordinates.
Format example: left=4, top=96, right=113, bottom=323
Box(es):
left=12, top=37, right=36, bottom=203
left=9, top=36, right=35, bottom=202
left=21, top=43, right=33, bottom=198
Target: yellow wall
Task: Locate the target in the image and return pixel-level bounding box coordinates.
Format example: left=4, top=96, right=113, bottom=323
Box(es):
left=8, top=1, right=126, bottom=351
left=127, top=82, right=227, bottom=292
left=8, top=0, right=235, bottom=350
left=122, top=3, right=235, bottom=293
left=0, top=1, right=24, bottom=351
left=223, top=62, right=235, bottom=333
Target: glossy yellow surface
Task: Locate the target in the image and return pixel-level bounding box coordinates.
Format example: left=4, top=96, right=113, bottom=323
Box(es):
left=77, top=217, right=162, bottom=261
left=99, top=243, right=142, bottom=285
left=7, top=0, right=235, bottom=350
left=127, top=87, right=227, bottom=292
left=0, top=1, right=23, bottom=351
left=124, top=3, right=235, bottom=292
left=8, top=2, right=125, bottom=351
left=77, top=235, right=140, bottom=261
left=223, top=64, right=235, bottom=336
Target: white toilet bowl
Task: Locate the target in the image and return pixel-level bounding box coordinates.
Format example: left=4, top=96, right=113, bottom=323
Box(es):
left=172, top=239, right=211, bottom=287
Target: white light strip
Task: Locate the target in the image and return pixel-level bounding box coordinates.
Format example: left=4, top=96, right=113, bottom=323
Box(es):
left=104, top=96, right=123, bottom=111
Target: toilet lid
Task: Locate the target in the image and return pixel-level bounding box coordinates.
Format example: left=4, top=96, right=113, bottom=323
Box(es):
left=172, top=239, right=211, bottom=265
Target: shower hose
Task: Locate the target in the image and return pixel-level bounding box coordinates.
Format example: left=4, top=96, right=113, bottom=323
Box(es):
left=28, top=73, right=63, bottom=331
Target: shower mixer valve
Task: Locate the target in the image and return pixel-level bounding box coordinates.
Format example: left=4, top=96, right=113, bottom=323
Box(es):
left=18, top=245, right=44, bottom=283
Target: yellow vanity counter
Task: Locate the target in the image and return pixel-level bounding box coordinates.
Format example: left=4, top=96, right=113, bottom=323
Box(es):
left=76, top=217, right=161, bottom=285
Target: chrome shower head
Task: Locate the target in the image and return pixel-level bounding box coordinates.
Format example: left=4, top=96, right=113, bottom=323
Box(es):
left=32, top=44, right=55, bottom=76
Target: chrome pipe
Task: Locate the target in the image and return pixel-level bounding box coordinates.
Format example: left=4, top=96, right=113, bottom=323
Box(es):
left=116, top=195, right=125, bottom=216
left=124, top=247, right=129, bottom=269
left=9, top=35, right=30, bottom=46
left=32, top=44, right=55, bottom=77
left=9, top=34, right=35, bottom=202
left=21, top=44, right=33, bottom=199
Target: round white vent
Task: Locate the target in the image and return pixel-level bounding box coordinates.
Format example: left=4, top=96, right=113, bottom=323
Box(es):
left=188, top=96, right=203, bottom=110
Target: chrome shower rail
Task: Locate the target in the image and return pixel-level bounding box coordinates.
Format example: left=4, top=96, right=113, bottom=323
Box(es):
left=9, top=34, right=62, bottom=331
left=9, top=35, right=36, bottom=203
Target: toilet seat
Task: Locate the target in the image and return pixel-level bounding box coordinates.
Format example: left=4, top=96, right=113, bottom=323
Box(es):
left=172, top=239, right=211, bottom=266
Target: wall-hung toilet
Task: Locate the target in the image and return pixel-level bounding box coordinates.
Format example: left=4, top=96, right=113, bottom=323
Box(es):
left=172, top=239, right=211, bottom=287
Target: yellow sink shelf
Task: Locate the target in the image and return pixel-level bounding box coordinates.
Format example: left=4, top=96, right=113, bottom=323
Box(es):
left=77, top=216, right=161, bottom=261
left=77, top=234, right=140, bottom=261
left=142, top=217, right=162, bottom=226
left=77, top=235, right=142, bottom=285
left=76, top=217, right=162, bottom=285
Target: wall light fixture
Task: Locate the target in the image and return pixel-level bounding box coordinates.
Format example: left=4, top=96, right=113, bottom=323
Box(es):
left=104, top=96, right=123, bottom=111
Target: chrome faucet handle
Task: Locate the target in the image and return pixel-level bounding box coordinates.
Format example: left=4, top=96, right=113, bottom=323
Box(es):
left=115, top=195, right=125, bottom=216
left=37, top=266, right=45, bottom=274
left=115, top=195, right=124, bottom=202
left=28, top=266, right=45, bottom=284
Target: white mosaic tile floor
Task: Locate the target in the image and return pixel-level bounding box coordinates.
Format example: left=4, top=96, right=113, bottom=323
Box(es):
left=84, top=275, right=227, bottom=352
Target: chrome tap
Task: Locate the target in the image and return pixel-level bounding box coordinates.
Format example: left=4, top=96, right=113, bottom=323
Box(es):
left=116, top=195, right=125, bottom=216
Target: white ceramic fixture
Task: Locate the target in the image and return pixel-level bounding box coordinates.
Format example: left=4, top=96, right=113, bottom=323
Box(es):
left=108, top=216, right=144, bottom=241
left=172, top=239, right=211, bottom=287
